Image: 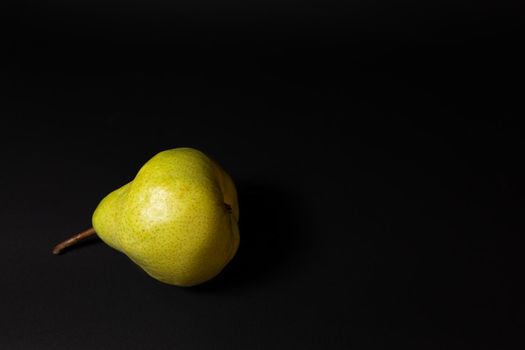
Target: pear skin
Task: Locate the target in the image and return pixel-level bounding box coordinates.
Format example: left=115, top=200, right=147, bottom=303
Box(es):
left=92, top=148, right=239, bottom=286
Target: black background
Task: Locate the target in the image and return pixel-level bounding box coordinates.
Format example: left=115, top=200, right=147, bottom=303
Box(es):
left=1, top=1, right=523, bottom=349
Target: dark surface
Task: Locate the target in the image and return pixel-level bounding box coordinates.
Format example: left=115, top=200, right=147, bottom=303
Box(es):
left=1, top=1, right=523, bottom=349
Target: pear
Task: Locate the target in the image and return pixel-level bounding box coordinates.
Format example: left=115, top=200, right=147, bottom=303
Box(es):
left=53, top=148, right=240, bottom=287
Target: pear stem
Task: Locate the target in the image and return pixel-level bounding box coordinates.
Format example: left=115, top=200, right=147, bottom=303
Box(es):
left=52, top=227, right=97, bottom=255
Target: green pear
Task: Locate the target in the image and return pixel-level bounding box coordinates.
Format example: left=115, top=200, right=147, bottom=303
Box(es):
left=55, top=148, right=239, bottom=287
